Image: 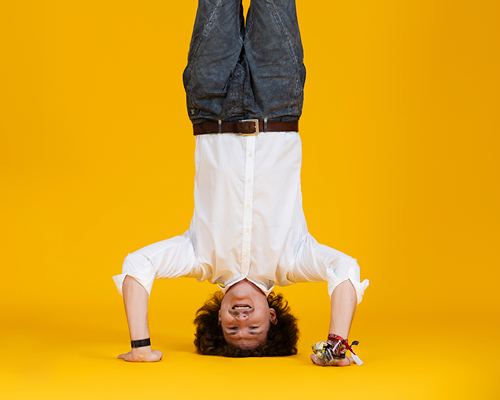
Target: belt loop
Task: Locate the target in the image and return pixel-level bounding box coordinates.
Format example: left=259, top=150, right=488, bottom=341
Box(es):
left=264, top=118, right=268, bottom=133
left=218, top=120, right=222, bottom=133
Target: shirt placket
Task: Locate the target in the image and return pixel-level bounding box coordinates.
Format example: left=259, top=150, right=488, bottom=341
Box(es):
left=241, top=136, right=256, bottom=276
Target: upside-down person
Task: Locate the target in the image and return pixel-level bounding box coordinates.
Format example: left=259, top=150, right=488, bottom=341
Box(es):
left=113, top=0, right=369, bottom=366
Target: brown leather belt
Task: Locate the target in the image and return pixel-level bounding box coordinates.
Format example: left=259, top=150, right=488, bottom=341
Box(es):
left=193, top=119, right=298, bottom=136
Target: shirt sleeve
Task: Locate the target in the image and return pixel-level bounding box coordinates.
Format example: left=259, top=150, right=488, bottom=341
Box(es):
left=286, top=234, right=369, bottom=305
left=112, top=230, right=210, bottom=297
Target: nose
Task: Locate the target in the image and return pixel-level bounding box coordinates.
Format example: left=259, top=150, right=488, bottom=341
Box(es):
left=235, top=313, right=248, bottom=321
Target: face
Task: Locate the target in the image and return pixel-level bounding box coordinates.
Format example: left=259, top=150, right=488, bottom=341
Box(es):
left=218, top=279, right=278, bottom=350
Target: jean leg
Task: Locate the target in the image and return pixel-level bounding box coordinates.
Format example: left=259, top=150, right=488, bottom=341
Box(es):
left=244, top=0, right=306, bottom=121
left=183, top=0, right=244, bottom=123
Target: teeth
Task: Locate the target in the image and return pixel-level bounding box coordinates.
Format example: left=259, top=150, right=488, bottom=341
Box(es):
left=233, top=306, right=251, bottom=309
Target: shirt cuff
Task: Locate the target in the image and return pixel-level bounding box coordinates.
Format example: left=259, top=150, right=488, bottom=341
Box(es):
left=326, top=263, right=370, bottom=305
left=112, top=261, right=156, bottom=298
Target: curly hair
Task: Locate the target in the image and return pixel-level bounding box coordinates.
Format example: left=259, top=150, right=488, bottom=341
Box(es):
left=193, top=291, right=299, bottom=357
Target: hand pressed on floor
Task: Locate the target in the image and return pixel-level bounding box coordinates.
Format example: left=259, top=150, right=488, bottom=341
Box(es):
left=310, top=353, right=355, bottom=367
left=117, top=346, right=163, bottom=362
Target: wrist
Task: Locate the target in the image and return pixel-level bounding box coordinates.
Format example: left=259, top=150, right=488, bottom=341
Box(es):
left=131, top=345, right=151, bottom=351
left=327, top=333, right=346, bottom=343
left=131, top=338, right=151, bottom=349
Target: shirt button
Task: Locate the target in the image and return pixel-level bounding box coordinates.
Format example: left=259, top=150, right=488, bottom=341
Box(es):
left=249, top=153, right=253, bottom=157
left=246, top=228, right=250, bottom=232
left=246, top=204, right=250, bottom=208
left=247, top=179, right=252, bottom=183
left=243, top=252, right=249, bottom=257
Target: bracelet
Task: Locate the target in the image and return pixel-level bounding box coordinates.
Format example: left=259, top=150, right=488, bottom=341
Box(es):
left=131, top=338, right=151, bottom=348
left=327, top=334, right=345, bottom=343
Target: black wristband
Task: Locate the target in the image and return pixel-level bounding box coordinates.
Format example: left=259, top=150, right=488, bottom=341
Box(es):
left=131, top=338, right=151, bottom=348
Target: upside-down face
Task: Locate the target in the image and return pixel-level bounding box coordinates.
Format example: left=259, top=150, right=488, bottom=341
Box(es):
left=218, top=279, right=277, bottom=350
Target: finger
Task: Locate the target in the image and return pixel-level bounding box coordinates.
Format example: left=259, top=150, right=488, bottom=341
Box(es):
left=325, top=356, right=352, bottom=367
left=310, top=353, right=326, bottom=366
left=118, top=352, right=134, bottom=362
left=122, top=352, right=134, bottom=362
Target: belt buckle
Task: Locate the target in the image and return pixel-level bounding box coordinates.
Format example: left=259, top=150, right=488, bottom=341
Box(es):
left=240, top=119, right=259, bottom=136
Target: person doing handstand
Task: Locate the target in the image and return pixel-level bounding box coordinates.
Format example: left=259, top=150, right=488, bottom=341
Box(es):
left=113, top=0, right=369, bottom=366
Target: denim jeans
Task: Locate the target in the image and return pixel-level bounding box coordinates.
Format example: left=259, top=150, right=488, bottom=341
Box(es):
left=183, top=0, right=306, bottom=124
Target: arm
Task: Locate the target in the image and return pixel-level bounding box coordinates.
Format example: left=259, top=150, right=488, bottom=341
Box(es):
left=284, top=236, right=368, bottom=366
left=117, top=275, right=163, bottom=362
left=310, top=280, right=358, bottom=366
left=113, top=234, right=208, bottom=361
left=328, top=279, right=357, bottom=339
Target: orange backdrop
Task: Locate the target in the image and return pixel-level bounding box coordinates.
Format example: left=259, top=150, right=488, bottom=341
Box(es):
left=1, top=1, right=499, bottom=398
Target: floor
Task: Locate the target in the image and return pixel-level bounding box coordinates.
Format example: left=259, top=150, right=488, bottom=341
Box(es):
left=2, top=280, right=498, bottom=400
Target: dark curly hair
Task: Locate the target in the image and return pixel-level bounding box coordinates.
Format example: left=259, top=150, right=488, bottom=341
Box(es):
left=194, top=291, right=299, bottom=357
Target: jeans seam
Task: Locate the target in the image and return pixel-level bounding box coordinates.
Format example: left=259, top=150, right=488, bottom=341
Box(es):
left=185, top=0, right=225, bottom=100
left=189, top=0, right=222, bottom=65
left=268, top=0, right=302, bottom=105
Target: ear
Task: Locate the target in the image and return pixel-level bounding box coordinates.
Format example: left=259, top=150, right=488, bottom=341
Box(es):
left=218, top=310, right=221, bottom=325
left=269, top=308, right=278, bottom=325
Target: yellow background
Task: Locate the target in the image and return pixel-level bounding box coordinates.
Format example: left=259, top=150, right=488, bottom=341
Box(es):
left=1, top=0, right=499, bottom=398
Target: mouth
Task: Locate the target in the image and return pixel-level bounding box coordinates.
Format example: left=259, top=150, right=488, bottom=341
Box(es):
left=231, top=304, right=252, bottom=310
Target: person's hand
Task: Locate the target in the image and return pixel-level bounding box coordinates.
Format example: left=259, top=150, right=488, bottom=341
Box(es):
left=310, top=340, right=356, bottom=367
left=117, top=346, right=163, bottom=362
left=310, top=352, right=354, bottom=366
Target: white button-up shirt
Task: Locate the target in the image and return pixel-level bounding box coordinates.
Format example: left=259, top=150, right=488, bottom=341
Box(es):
left=113, top=132, right=369, bottom=303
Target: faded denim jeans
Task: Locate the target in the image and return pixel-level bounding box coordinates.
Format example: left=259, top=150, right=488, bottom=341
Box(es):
left=183, top=0, right=306, bottom=124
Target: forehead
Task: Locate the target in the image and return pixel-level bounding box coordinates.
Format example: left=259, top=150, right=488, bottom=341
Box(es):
left=223, top=332, right=267, bottom=349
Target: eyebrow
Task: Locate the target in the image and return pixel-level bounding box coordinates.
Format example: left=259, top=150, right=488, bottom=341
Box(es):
left=224, top=330, right=263, bottom=336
